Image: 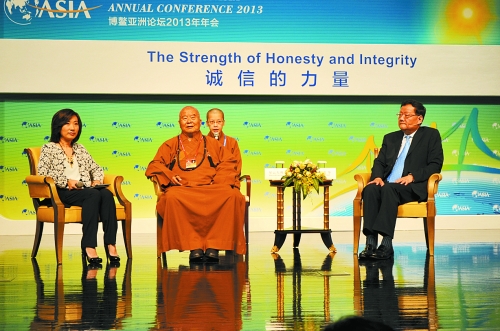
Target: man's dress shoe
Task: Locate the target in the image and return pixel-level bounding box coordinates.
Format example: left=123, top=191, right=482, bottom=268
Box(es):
left=358, top=244, right=375, bottom=260
left=205, top=248, right=219, bottom=262
left=370, top=245, right=394, bottom=260
left=189, top=249, right=205, bottom=262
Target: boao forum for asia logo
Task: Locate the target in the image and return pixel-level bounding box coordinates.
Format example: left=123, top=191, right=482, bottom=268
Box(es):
left=4, top=0, right=101, bottom=25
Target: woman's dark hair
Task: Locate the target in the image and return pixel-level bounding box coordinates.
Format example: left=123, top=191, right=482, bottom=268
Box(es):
left=401, top=99, right=426, bottom=119
left=49, top=109, right=82, bottom=145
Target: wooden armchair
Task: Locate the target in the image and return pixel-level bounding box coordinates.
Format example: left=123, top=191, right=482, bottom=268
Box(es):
left=24, top=147, right=132, bottom=265
left=352, top=149, right=442, bottom=256
left=150, top=174, right=251, bottom=258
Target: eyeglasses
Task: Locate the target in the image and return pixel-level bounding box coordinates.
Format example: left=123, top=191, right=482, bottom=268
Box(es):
left=396, top=113, right=418, bottom=119
left=208, top=120, right=224, bottom=125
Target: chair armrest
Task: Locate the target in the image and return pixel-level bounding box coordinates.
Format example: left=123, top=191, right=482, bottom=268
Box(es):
left=25, top=175, right=65, bottom=209
left=149, top=175, right=164, bottom=200
left=427, top=173, right=443, bottom=200
left=104, top=174, right=131, bottom=208
left=239, top=175, right=251, bottom=204
left=353, top=173, right=371, bottom=200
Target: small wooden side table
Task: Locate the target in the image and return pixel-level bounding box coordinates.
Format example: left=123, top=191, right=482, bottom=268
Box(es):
left=269, top=180, right=336, bottom=253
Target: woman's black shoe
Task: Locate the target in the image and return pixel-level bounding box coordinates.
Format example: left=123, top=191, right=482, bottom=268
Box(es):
left=205, top=248, right=219, bottom=262
left=82, top=248, right=103, bottom=264
left=189, top=249, right=205, bottom=262
left=105, top=244, right=121, bottom=263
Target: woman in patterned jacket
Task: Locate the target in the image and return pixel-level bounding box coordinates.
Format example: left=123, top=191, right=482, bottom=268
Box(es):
left=38, top=109, right=120, bottom=266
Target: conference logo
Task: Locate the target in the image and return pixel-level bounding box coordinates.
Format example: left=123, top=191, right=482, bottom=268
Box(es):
left=44, top=136, right=50, bottom=142
left=89, top=135, right=108, bottom=143
left=111, top=150, right=131, bottom=157
left=348, top=136, right=366, bottom=143
left=285, top=121, right=304, bottom=128
left=370, top=122, right=388, bottom=129
left=243, top=121, right=261, bottom=128
left=0, top=136, right=18, bottom=143
left=436, top=192, right=450, bottom=198
left=22, top=208, right=36, bottom=216
left=493, top=205, right=500, bottom=213
left=21, top=121, right=42, bottom=128
left=264, top=135, right=282, bottom=142
left=133, top=193, right=153, bottom=200
left=133, top=136, right=153, bottom=143
left=156, top=121, right=176, bottom=128
left=243, top=149, right=262, bottom=156
left=0, top=194, right=18, bottom=201
left=133, top=164, right=147, bottom=171
left=492, top=123, right=499, bottom=129
left=306, top=136, right=324, bottom=142
left=0, top=165, right=18, bottom=172
left=452, top=204, right=471, bottom=212
left=472, top=190, right=490, bottom=198
left=328, top=122, right=346, bottom=129
left=4, top=0, right=101, bottom=25
left=264, top=191, right=277, bottom=199
left=328, top=149, right=346, bottom=156
left=286, top=149, right=304, bottom=156
left=112, top=121, right=131, bottom=128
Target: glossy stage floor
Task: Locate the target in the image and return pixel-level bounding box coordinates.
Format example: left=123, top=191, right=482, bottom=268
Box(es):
left=1, top=229, right=499, bottom=330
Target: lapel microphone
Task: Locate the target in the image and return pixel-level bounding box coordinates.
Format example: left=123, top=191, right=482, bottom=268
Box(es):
left=214, top=132, right=219, bottom=140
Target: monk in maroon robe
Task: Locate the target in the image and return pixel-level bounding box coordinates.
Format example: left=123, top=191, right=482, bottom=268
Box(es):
left=145, top=106, right=246, bottom=262
left=205, top=108, right=242, bottom=179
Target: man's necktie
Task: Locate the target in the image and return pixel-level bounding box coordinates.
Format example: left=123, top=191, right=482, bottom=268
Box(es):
left=387, top=135, right=411, bottom=183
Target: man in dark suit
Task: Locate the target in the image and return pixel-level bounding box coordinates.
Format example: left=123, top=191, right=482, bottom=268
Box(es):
left=359, top=100, right=444, bottom=260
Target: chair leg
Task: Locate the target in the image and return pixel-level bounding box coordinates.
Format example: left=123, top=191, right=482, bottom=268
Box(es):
left=157, top=214, right=163, bottom=258
left=121, top=219, right=133, bottom=259
left=424, top=216, right=435, bottom=256
left=245, top=203, right=249, bottom=245
left=32, top=221, right=44, bottom=259
left=54, top=221, right=65, bottom=265
left=353, top=255, right=362, bottom=315
left=353, top=215, right=361, bottom=254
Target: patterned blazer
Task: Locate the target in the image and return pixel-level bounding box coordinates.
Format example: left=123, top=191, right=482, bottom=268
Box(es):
left=37, top=142, right=104, bottom=189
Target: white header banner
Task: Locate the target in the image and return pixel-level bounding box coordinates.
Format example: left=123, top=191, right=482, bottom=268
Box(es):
left=1, top=39, right=499, bottom=96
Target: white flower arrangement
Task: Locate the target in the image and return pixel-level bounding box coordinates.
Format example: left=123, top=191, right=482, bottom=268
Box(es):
left=281, top=159, right=327, bottom=199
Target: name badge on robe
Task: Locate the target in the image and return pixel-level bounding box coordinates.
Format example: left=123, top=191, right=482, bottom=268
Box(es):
left=186, top=158, right=197, bottom=169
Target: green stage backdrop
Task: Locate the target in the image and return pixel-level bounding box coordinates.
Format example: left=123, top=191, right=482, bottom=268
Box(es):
left=1, top=100, right=499, bottom=225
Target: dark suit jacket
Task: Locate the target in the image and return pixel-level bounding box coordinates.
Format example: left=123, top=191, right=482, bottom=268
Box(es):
left=370, top=126, right=444, bottom=202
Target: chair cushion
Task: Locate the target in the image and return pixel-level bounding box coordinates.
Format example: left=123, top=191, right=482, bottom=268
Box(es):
left=37, top=206, right=82, bottom=223
left=360, top=201, right=428, bottom=218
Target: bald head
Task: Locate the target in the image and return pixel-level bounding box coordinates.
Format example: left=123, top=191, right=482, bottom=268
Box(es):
left=206, top=108, right=225, bottom=121
left=178, top=106, right=201, bottom=136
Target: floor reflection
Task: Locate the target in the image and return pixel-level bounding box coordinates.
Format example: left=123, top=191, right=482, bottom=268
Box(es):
left=30, top=258, right=132, bottom=330
left=354, top=254, right=437, bottom=331
left=153, top=255, right=248, bottom=330
left=1, top=232, right=500, bottom=330
left=270, top=248, right=336, bottom=330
